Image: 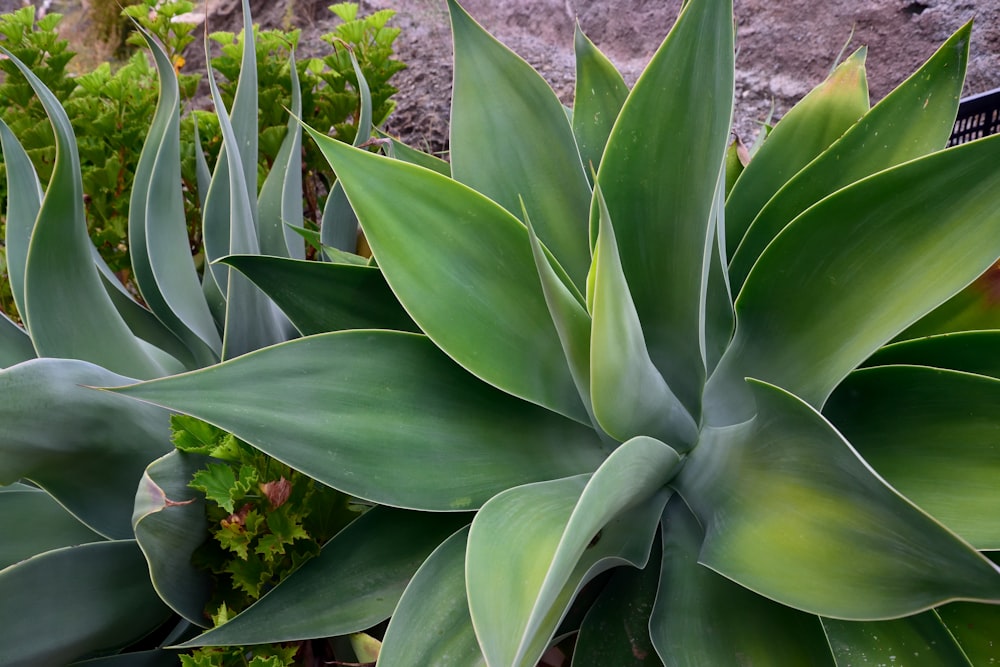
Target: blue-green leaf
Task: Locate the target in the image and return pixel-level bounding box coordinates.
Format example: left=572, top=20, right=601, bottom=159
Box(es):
left=822, top=614, right=971, bottom=667
left=0, top=117, right=42, bottom=324
left=865, top=330, right=1000, bottom=379
left=572, top=24, right=628, bottom=181
left=0, top=484, right=102, bottom=569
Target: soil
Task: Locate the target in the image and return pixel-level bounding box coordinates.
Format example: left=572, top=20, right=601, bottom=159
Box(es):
left=7, top=0, right=1000, bottom=153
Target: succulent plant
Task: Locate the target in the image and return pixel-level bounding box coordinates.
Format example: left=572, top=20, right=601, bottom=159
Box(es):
left=98, top=0, right=1000, bottom=664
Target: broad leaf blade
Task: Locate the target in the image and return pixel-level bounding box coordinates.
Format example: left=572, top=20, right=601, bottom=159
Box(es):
left=110, top=331, right=605, bottom=511
left=0, top=313, right=34, bottom=367
left=937, top=602, right=1000, bottom=664
left=0, top=484, right=102, bottom=569
left=679, top=379, right=1000, bottom=619
left=900, top=260, right=1000, bottom=339
left=133, top=450, right=213, bottom=626
left=0, top=541, right=171, bottom=666
left=377, top=527, right=487, bottom=667
left=0, top=117, right=42, bottom=323
left=590, top=193, right=697, bottom=449
left=729, top=23, right=971, bottom=292
left=650, top=496, right=834, bottom=666
left=468, top=437, right=677, bottom=666
left=572, top=24, right=628, bottom=182
left=308, top=134, right=588, bottom=424
left=221, top=254, right=418, bottom=335
left=706, top=133, right=1000, bottom=425
left=448, top=0, right=592, bottom=288
left=180, top=507, right=467, bottom=646
left=822, top=614, right=971, bottom=667
left=595, top=0, right=734, bottom=417
left=865, top=330, right=1000, bottom=379
left=725, top=48, right=869, bottom=257
left=0, top=359, right=173, bottom=539
left=824, top=366, right=1000, bottom=549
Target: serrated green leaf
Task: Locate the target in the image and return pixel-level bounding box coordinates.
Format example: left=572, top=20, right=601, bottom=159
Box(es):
left=307, top=134, right=588, bottom=424
left=0, top=358, right=172, bottom=539
left=678, top=379, right=1000, bottom=619
left=0, top=484, right=102, bottom=569
left=377, top=527, right=486, bottom=667
left=650, top=496, right=834, bottom=666
left=824, top=366, right=1000, bottom=549
left=595, top=0, right=733, bottom=417
left=220, top=254, right=418, bottom=335
left=190, top=463, right=239, bottom=513
left=468, top=437, right=676, bottom=667
left=725, top=48, right=869, bottom=257
left=180, top=507, right=468, bottom=646
left=706, top=133, right=1000, bottom=425
left=109, top=332, right=605, bottom=511
left=448, top=0, right=592, bottom=288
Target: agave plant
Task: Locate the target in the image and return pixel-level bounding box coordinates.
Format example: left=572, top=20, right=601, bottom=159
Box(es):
left=7, top=0, right=1000, bottom=664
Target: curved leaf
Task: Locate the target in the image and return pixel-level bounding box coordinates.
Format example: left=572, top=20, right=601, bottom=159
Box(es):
left=134, top=450, right=213, bottom=626
left=377, top=527, right=486, bottom=667
left=595, top=0, right=734, bottom=416
left=0, top=541, right=171, bottom=666
left=650, top=496, right=834, bottom=666
left=0, top=358, right=173, bottom=539
left=824, top=366, right=1000, bottom=549
left=822, top=614, right=971, bottom=667
left=706, top=133, right=1000, bottom=425
left=307, top=133, right=588, bottom=424
left=590, top=192, right=697, bottom=449
left=467, top=437, right=676, bottom=666
left=0, top=312, right=34, bottom=368
left=678, top=379, right=1000, bottom=619
left=729, top=23, right=971, bottom=291
left=0, top=116, right=42, bottom=323
left=70, top=649, right=183, bottom=666
left=384, top=134, right=451, bottom=176
left=181, top=506, right=467, bottom=646
left=572, top=24, right=629, bottom=181
left=130, top=29, right=220, bottom=367
left=725, top=47, right=869, bottom=256
left=865, top=330, right=1000, bottom=379
left=0, top=484, right=102, bottom=569
left=937, top=602, right=1000, bottom=664
left=900, top=260, right=1000, bottom=339
left=0, top=47, right=171, bottom=379
left=448, top=0, right=592, bottom=287
left=110, top=331, right=605, bottom=511
left=221, top=254, right=418, bottom=335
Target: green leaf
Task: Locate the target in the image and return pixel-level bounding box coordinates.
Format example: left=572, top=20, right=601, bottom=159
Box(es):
left=190, top=463, right=240, bottom=513
left=0, top=541, right=171, bottom=666
left=69, top=648, right=183, bottom=666
left=0, top=359, right=173, bottom=539
left=650, top=496, right=834, bottom=666
left=467, top=436, right=677, bottom=667
left=258, top=52, right=304, bottom=259
left=0, top=484, right=102, bottom=569
left=706, top=133, right=1000, bottom=425
left=0, top=313, right=34, bottom=367
left=307, top=133, right=589, bottom=424
left=134, top=450, right=213, bottom=626
left=678, top=379, right=1000, bottom=620
left=220, top=254, right=418, bottom=335
left=590, top=190, right=697, bottom=449
left=180, top=507, right=468, bottom=646
left=725, top=48, right=869, bottom=258
left=937, top=602, right=1000, bottom=664
left=0, top=116, right=42, bottom=323
left=129, top=29, right=220, bottom=369
left=377, top=527, right=486, bottom=667
left=595, top=0, right=734, bottom=417
left=573, top=534, right=663, bottom=667
left=572, top=24, right=629, bottom=181
left=824, top=366, right=1000, bottom=549
left=728, top=23, right=971, bottom=292
left=864, top=330, right=1000, bottom=379
left=384, top=134, right=451, bottom=176
left=822, top=614, right=971, bottom=667
left=109, top=332, right=606, bottom=511
left=0, top=47, right=172, bottom=379
left=900, top=261, right=1000, bottom=339
left=448, top=0, right=592, bottom=288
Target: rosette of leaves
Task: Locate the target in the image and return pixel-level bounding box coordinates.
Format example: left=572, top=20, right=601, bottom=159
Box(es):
left=105, top=0, right=1000, bottom=664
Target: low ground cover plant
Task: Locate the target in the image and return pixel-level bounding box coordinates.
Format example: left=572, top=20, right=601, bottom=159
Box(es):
left=2, top=0, right=1000, bottom=665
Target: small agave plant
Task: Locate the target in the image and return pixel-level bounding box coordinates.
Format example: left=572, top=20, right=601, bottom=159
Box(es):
left=5, top=0, right=1000, bottom=663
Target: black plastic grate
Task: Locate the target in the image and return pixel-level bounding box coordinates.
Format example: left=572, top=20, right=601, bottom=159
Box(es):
left=949, top=87, right=1000, bottom=146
